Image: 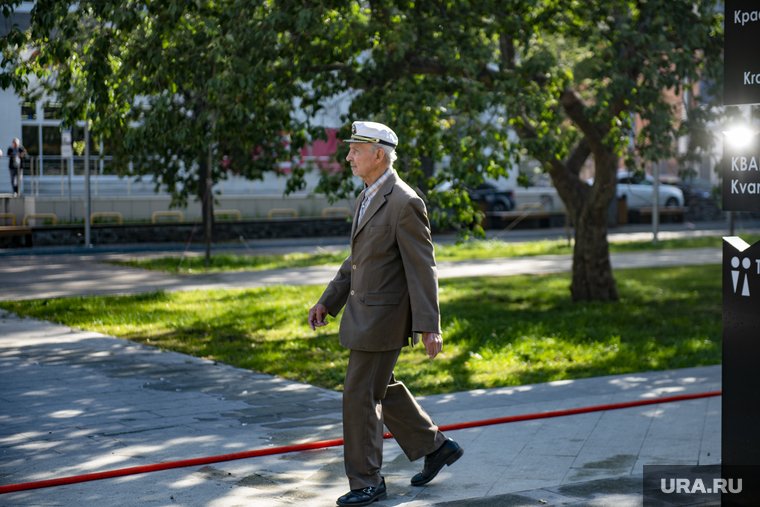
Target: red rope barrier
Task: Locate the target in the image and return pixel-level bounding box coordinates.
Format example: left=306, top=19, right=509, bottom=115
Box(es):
left=0, top=390, right=721, bottom=495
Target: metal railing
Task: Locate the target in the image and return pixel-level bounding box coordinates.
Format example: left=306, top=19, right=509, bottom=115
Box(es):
left=3, top=155, right=126, bottom=197
left=2, top=155, right=360, bottom=198
left=321, top=207, right=352, bottom=218
left=268, top=208, right=298, bottom=219
left=23, top=213, right=58, bottom=226
left=213, top=209, right=242, bottom=221
left=151, top=211, right=183, bottom=223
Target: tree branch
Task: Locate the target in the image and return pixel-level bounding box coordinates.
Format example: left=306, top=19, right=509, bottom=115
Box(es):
left=499, top=32, right=515, bottom=71
left=559, top=88, right=596, bottom=138
left=566, top=137, right=590, bottom=176
left=513, top=110, right=567, bottom=175
left=407, top=56, right=448, bottom=76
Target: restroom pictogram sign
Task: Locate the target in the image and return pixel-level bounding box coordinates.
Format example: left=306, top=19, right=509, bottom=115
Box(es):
left=730, top=255, right=754, bottom=296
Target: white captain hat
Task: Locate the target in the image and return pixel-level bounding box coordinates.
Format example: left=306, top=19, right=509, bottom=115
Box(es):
left=344, top=121, right=398, bottom=148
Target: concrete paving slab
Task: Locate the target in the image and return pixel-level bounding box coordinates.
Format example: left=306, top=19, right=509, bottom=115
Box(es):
left=0, top=306, right=721, bottom=506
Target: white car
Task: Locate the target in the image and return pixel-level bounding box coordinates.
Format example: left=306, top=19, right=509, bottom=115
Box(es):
left=589, top=171, right=685, bottom=208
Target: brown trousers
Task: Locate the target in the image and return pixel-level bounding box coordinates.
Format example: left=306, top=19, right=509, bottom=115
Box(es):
left=343, top=348, right=447, bottom=489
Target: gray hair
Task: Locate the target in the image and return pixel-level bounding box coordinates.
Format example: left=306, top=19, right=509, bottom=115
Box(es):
left=12, top=138, right=19, bottom=145
left=372, top=143, right=397, bottom=169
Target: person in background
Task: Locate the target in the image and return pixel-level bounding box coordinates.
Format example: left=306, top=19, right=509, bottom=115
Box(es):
left=7, top=138, right=27, bottom=197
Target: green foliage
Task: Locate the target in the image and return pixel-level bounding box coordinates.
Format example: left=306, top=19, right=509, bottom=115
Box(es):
left=300, top=0, right=723, bottom=192
left=0, top=1, right=29, bottom=91
left=0, top=265, right=721, bottom=395
left=299, top=0, right=726, bottom=285
left=8, top=0, right=319, bottom=207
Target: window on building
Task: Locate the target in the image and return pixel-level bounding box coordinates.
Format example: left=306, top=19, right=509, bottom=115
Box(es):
left=42, top=126, right=62, bottom=156
left=21, top=126, right=39, bottom=156
left=43, top=102, right=62, bottom=120
left=21, top=102, right=36, bottom=120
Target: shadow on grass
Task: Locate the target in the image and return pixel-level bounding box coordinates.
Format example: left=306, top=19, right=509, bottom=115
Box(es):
left=409, top=265, right=722, bottom=394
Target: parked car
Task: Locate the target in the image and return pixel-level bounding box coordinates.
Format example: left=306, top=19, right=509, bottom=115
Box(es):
left=659, top=175, right=715, bottom=207
left=589, top=171, right=684, bottom=208
left=618, top=171, right=684, bottom=207
left=468, top=181, right=516, bottom=212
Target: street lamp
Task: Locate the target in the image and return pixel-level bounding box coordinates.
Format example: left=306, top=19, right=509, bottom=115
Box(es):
left=724, top=126, right=757, bottom=148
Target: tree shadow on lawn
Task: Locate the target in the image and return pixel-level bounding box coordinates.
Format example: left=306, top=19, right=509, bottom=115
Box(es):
left=414, top=266, right=723, bottom=394
left=6, top=290, right=176, bottom=329
left=114, top=287, right=316, bottom=343
left=192, top=265, right=721, bottom=396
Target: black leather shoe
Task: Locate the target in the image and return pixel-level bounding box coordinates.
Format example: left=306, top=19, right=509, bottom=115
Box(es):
left=411, top=438, right=464, bottom=486
left=336, top=477, right=387, bottom=506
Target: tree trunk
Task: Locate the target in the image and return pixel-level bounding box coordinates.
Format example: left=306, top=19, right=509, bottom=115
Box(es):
left=548, top=145, right=619, bottom=302
left=570, top=200, right=618, bottom=301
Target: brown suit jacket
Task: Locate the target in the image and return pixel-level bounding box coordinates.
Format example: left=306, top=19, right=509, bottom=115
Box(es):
left=318, top=170, right=441, bottom=351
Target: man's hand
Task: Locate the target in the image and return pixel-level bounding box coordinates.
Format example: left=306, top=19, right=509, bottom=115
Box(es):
left=421, top=332, right=443, bottom=359
left=308, top=303, right=330, bottom=331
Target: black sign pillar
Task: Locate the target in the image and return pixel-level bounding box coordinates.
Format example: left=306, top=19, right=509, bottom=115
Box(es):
left=723, top=237, right=760, bottom=469
left=722, top=0, right=760, bottom=497
left=725, top=0, right=760, bottom=106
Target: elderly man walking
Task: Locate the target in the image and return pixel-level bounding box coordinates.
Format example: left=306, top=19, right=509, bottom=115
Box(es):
left=308, top=121, right=463, bottom=506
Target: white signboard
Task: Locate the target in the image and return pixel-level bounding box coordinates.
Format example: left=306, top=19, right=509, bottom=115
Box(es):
left=61, top=129, right=73, bottom=158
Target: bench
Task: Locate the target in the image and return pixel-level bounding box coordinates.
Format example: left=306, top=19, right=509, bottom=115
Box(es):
left=489, top=210, right=553, bottom=220
left=629, top=207, right=686, bottom=224
left=486, top=210, right=566, bottom=229
left=0, top=226, right=33, bottom=247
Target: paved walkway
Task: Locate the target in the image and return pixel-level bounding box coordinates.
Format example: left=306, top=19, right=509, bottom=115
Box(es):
left=0, top=227, right=729, bottom=505
left=0, top=310, right=720, bottom=507
left=0, top=247, right=722, bottom=301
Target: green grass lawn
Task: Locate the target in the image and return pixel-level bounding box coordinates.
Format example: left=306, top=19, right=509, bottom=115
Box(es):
left=0, top=265, right=721, bottom=396
left=109, top=235, right=754, bottom=274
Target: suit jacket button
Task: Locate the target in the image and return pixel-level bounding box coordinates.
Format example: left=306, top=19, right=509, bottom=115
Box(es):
left=352, top=265, right=357, bottom=269
left=351, top=290, right=355, bottom=295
